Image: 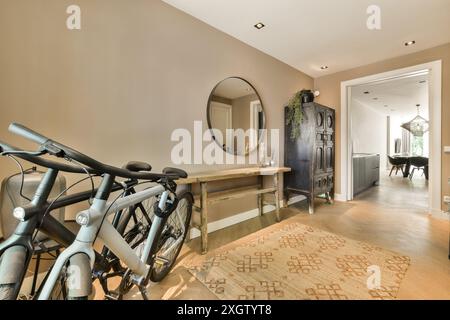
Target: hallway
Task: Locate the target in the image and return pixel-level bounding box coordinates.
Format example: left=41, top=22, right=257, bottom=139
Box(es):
left=355, top=169, right=428, bottom=211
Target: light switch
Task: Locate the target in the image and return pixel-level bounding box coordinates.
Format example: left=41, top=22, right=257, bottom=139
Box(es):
left=445, top=146, right=450, bottom=153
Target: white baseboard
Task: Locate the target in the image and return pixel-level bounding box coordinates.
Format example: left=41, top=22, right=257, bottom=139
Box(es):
left=334, top=193, right=347, bottom=202
left=189, top=195, right=306, bottom=239
left=429, top=209, right=450, bottom=221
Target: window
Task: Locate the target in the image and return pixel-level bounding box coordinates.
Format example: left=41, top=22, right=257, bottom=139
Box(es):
left=411, top=135, right=424, bottom=156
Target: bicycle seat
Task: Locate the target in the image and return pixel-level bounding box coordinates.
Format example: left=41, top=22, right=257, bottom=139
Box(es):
left=163, top=167, right=188, bottom=179
left=123, top=161, right=152, bottom=172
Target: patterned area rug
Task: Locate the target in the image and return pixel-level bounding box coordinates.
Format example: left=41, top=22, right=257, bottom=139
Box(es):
left=187, top=222, right=410, bottom=300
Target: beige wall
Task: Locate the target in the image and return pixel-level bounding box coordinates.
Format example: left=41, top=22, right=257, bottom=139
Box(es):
left=0, top=0, right=312, bottom=222
left=314, top=43, right=450, bottom=209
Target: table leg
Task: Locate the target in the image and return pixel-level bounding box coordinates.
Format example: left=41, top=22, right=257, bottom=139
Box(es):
left=403, top=160, right=411, bottom=178
left=308, top=195, right=315, bottom=214
left=258, top=176, right=263, bottom=216
left=200, top=182, right=208, bottom=254
left=185, top=183, right=193, bottom=243
left=273, top=173, right=281, bottom=222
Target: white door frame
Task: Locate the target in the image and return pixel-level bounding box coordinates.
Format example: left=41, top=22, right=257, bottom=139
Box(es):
left=339, top=60, right=442, bottom=214
left=210, top=101, right=232, bottom=150
left=249, top=100, right=262, bottom=151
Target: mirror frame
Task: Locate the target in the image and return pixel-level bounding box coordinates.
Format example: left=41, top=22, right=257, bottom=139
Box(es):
left=206, top=77, right=266, bottom=156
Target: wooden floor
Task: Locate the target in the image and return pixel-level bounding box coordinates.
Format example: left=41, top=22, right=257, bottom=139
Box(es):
left=122, top=171, right=450, bottom=300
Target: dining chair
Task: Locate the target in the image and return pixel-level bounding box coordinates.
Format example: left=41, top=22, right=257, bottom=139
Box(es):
left=388, top=156, right=407, bottom=176
left=408, top=156, right=429, bottom=180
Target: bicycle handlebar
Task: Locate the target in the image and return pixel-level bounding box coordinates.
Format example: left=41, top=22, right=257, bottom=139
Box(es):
left=0, top=140, right=97, bottom=174
left=8, top=123, right=183, bottom=181
left=9, top=123, right=49, bottom=145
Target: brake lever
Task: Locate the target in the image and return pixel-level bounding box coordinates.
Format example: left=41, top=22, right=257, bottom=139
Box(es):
left=1, top=149, right=47, bottom=157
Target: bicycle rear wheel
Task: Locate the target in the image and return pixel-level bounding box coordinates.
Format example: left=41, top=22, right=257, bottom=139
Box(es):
left=149, top=191, right=193, bottom=282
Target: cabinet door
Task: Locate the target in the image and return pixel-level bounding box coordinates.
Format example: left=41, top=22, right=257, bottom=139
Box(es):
left=325, top=145, right=334, bottom=172
left=315, top=145, right=325, bottom=174
left=325, top=110, right=334, bottom=133
left=315, top=108, right=325, bottom=133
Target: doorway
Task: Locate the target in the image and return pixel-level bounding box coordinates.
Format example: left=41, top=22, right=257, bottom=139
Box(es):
left=339, top=61, right=442, bottom=215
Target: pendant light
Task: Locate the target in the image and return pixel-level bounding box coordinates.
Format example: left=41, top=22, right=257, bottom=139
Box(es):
left=401, top=104, right=429, bottom=137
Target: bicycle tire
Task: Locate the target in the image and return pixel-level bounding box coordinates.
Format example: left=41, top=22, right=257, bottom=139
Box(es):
left=0, top=284, right=16, bottom=300
left=47, top=253, right=91, bottom=300
left=0, top=245, right=28, bottom=300
left=149, top=191, right=193, bottom=282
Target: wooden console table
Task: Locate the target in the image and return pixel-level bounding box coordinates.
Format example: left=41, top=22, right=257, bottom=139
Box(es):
left=177, top=167, right=291, bottom=254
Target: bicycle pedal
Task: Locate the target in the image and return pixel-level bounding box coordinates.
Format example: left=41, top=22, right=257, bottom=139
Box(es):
left=104, top=290, right=121, bottom=301
left=154, top=256, right=170, bottom=267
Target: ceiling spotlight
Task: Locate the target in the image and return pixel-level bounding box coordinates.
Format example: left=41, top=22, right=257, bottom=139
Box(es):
left=405, top=40, right=416, bottom=46
left=364, top=91, right=370, bottom=94
left=320, top=66, right=329, bottom=70
left=373, top=97, right=378, bottom=100
left=419, top=80, right=427, bottom=84
left=254, top=22, right=265, bottom=30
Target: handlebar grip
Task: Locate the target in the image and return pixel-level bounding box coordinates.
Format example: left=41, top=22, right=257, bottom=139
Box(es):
left=9, top=123, right=49, bottom=145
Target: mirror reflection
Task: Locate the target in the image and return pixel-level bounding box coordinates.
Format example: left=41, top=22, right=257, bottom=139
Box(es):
left=207, top=77, right=265, bottom=156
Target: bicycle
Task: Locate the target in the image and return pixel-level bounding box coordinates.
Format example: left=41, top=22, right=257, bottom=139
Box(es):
left=6, top=123, right=192, bottom=300
left=0, top=140, right=144, bottom=299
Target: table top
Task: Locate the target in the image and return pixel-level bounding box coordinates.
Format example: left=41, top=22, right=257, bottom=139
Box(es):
left=177, top=167, right=291, bottom=184
left=392, top=154, right=429, bottom=159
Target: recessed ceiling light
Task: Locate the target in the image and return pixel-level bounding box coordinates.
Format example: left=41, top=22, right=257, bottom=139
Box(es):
left=373, top=97, right=378, bottom=100
left=419, top=80, right=427, bottom=84
left=405, top=40, right=416, bottom=46
left=254, top=22, right=265, bottom=30
left=364, top=91, right=370, bottom=94
left=320, top=66, right=328, bottom=70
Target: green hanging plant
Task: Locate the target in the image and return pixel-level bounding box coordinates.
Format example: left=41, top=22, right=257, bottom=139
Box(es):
left=286, top=91, right=304, bottom=140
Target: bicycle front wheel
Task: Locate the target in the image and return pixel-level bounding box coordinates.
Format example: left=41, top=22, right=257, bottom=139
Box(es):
left=46, top=253, right=92, bottom=300
left=149, top=191, right=193, bottom=282
left=0, top=246, right=28, bottom=300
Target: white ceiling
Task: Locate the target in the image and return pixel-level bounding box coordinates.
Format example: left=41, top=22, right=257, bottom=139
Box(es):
left=163, top=0, right=450, bottom=77
left=352, top=73, right=429, bottom=120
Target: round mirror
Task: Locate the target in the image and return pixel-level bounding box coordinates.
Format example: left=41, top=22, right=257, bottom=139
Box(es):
left=207, top=77, right=265, bottom=156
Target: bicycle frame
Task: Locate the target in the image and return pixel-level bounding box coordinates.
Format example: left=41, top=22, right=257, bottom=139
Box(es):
left=0, top=166, right=129, bottom=299
left=38, top=175, right=169, bottom=300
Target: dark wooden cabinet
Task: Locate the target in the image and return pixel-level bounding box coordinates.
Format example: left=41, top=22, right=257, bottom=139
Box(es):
left=284, top=102, right=335, bottom=213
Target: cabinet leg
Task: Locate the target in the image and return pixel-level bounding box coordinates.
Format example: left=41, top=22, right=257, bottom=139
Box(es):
left=326, top=192, right=334, bottom=204
left=284, top=189, right=290, bottom=208
left=273, top=173, right=281, bottom=222
left=200, top=182, right=208, bottom=254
